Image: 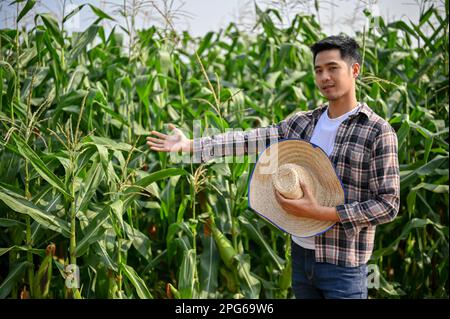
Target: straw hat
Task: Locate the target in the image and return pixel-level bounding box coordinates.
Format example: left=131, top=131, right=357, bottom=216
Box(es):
left=248, top=139, right=345, bottom=237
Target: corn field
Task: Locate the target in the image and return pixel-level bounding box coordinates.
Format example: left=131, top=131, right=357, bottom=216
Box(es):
left=0, top=0, right=448, bottom=299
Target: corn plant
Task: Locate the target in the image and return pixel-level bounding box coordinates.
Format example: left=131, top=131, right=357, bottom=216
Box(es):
left=0, top=0, right=448, bottom=299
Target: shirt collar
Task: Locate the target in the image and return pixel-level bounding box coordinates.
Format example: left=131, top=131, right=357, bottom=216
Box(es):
left=310, top=102, right=372, bottom=120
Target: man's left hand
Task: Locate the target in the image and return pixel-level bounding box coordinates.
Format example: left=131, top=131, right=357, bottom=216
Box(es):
left=274, top=183, right=340, bottom=222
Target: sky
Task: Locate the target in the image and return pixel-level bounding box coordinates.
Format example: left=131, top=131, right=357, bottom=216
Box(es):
left=160, top=0, right=431, bottom=36
left=0, top=0, right=444, bottom=38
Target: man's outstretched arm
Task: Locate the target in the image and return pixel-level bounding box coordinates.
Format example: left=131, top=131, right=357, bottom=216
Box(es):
left=146, top=117, right=296, bottom=163
left=192, top=125, right=285, bottom=163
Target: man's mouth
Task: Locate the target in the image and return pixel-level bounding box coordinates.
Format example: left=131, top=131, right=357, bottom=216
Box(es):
left=322, top=85, right=335, bottom=90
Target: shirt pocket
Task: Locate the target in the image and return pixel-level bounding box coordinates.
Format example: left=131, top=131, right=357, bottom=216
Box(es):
left=339, top=142, right=370, bottom=189
left=340, top=142, right=369, bottom=160
left=349, top=149, right=366, bottom=165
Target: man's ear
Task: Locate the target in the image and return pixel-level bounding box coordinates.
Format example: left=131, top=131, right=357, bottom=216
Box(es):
left=352, top=63, right=361, bottom=78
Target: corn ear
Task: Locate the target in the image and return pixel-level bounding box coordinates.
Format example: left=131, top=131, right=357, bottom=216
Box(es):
left=211, top=222, right=237, bottom=270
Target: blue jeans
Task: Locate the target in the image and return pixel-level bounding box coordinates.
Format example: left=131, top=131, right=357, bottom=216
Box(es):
left=291, top=241, right=368, bottom=299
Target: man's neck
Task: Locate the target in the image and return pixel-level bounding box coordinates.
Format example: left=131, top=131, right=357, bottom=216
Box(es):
left=327, top=94, right=358, bottom=119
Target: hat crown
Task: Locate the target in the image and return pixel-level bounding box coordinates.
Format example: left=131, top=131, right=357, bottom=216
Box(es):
left=271, top=163, right=316, bottom=200
left=249, top=139, right=344, bottom=237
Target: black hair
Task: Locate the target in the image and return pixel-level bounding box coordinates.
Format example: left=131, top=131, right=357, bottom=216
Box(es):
left=310, top=35, right=362, bottom=66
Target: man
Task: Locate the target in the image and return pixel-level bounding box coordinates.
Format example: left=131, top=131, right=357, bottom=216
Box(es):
left=146, top=35, right=400, bottom=299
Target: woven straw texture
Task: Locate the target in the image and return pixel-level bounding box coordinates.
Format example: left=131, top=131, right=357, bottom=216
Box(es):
left=248, top=139, right=345, bottom=237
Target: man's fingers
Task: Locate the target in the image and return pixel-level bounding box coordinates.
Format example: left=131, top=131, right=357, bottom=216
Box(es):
left=150, top=130, right=168, bottom=139
left=147, top=141, right=164, bottom=148
left=299, top=182, right=311, bottom=197
left=150, top=146, right=169, bottom=152
left=276, top=190, right=290, bottom=199
left=147, top=141, right=172, bottom=152
left=147, top=141, right=165, bottom=148
left=146, top=136, right=164, bottom=144
left=147, top=142, right=168, bottom=151
left=274, top=190, right=286, bottom=203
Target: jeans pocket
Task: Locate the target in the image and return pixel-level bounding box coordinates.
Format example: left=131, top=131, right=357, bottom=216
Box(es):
left=316, top=262, right=368, bottom=299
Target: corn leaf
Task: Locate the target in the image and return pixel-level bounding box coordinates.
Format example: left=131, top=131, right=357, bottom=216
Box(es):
left=11, top=134, right=72, bottom=199
left=15, top=0, right=36, bottom=23
left=0, top=186, right=70, bottom=237
left=121, top=264, right=153, bottom=299
left=0, top=261, right=30, bottom=299
left=178, top=249, right=197, bottom=298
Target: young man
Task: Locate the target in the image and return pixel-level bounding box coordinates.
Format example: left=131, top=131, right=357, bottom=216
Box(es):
left=146, top=35, right=400, bottom=299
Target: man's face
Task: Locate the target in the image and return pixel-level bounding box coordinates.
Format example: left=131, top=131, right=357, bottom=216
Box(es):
left=314, top=49, right=358, bottom=101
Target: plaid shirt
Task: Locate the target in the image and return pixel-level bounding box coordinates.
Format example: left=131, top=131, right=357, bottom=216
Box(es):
left=193, top=102, right=400, bottom=267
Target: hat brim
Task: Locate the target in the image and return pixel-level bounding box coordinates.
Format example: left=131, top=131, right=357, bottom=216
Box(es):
left=248, top=139, right=345, bottom=237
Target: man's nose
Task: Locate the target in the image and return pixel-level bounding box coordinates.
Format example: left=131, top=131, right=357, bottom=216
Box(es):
left=319, top=71, right=331, bottom=83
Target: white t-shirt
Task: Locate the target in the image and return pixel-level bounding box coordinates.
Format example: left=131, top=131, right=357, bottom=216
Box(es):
left=292, top=105, right=360, bottom=250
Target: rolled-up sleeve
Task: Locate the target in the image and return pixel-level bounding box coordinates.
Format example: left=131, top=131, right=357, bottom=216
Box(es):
left=336, top=124, right=400, bottom=238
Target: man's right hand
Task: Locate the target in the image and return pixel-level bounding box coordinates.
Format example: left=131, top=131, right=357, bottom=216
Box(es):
left=146, top=124, right=193, bottom=153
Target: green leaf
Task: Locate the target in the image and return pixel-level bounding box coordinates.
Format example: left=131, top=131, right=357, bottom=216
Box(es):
left=69, top=24, right=100, bottom=63
left=63, top=4, right=115, bottom=24
left=406, top=190, right=417, bottom=218
left=418, top=6, right=435, bottom=27
left=11, top=134, right=72, bottom=199
left=135, top=75, right=151, bottom=107
left=199, top=234, right=219, bottom=296
left=76, top=159, right=104, bottom=213
left=0, top=218, right=25, bottom=228
left=123, top=168, right=187, bottom=213
left=93, top=101, right=127, bottom=126
left=16, top=0, right=36, bottom=23
left=126, top=168, right=187, bottom=195
left=124, top=222, right=152, bottom=261
left=196, top=31, right=214, bottom=56
left=158, top=49, right=171, bottom=75
left=410, top=51, right=442, bottom=84
left=87, top=4, right=115, bottom=22
left=238, top=215, right=283, bottom=270
left=166, top=221, right=193, bottom=262
left=178, top=249, right=197, bottom=298
left=93, top=242, right=117, bottom=272
left=121, top=264, right=153, bottom=299
left=412, top=183, right=449, bottom=193
left=0, top=186, right=70, bottom=237
left=388, top=20, right=417, bottom=38
left=371, top=218, right=448, bottom=260
left=86, top=135, right=134, bottom=152
left=235, top=254, right=261, bottom=299
left=0, top=246, right=45, bottom=257
left=110, top=199, right=124, bottom=234
left=37, top=13, right=64, bottom=47
left=0, top=261, right=30, bottom=299
left=210, top=163, right=231, bottom=176
left=396, top=118, right=410, bottom=149
left=75, top=207, right=110, bottom=257
left=400, top=155, right=448, bottom=189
